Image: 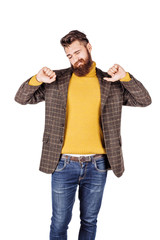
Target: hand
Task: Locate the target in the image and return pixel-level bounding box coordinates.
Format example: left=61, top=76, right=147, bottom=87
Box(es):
left=36, top=67, right=56, bottom=83
left=103, top=64, right=126, bottom=82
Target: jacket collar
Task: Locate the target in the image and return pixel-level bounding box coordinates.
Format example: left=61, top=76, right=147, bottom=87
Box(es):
left=57, top=67, right=111, bottom=111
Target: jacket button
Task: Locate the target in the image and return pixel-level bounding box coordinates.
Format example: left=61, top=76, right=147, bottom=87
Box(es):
left=60, top=138, right=63, bottom=143
left=61, top=123, right=64, bottom=127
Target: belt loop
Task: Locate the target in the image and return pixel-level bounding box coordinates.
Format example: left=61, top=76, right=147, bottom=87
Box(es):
left=91, top=155, right=95, bottom=163
left=78, top=156, right=83, bottom=164
left=66, top=155, right=70, bottom=164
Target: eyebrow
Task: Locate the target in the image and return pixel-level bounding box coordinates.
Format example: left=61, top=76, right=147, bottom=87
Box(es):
left=66, top=49, right=80, bottom=57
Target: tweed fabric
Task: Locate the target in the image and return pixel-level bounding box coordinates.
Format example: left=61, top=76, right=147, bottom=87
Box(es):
left=15, top=67, right=151, bottom=177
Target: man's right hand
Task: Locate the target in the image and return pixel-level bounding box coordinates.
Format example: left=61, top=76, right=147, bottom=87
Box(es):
left=36, top=67, right=56, bottom=83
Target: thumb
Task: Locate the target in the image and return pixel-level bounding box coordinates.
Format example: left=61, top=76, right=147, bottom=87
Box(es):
left=103, top=77, right=113, bottom=82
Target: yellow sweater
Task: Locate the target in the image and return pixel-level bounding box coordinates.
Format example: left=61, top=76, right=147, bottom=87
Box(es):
left=29, top=62, right=131, bottom=154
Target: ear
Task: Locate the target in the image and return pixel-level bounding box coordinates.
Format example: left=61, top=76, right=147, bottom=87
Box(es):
left=86, top=42, right=92, bottom=53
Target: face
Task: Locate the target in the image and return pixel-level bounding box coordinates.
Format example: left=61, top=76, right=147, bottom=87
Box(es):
left=64, top=40, right=93, bottom=76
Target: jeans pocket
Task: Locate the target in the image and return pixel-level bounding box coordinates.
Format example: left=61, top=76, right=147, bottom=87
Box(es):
left=94, top=158, right=108, bottom=172
left=55, top=159, right=67, bottom=172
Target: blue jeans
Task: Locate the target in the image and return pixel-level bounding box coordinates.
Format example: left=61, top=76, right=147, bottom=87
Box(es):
left=49, top=154, right=108, bottom=240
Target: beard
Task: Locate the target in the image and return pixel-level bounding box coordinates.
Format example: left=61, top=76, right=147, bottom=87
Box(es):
left=71, top=50, right=93, bottom=77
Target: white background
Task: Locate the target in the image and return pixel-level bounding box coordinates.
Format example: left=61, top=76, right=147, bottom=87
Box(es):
left=0, top=0, right=159, bottom=239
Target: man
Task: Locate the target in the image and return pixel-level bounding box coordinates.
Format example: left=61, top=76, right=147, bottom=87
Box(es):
left=15, top=30, right=152, bottom=240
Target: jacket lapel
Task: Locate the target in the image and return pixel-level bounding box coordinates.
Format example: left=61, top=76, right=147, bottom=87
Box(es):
left=96, top=67, right=111, bottom=111
left=57, top=68, right=73, bottom=107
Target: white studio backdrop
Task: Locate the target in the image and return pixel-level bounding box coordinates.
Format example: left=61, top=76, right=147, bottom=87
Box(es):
left=0, top=0, right=159, bottom=239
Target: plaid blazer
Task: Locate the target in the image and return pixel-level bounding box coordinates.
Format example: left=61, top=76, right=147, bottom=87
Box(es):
left=15, top=67, right=151, bottom=177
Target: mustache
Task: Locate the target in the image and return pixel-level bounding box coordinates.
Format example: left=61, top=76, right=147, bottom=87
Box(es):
left=73, top=59, right=85, bottom=68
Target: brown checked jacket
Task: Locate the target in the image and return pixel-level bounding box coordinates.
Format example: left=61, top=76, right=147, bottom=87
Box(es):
left=15, top=67, right=152, bottom=177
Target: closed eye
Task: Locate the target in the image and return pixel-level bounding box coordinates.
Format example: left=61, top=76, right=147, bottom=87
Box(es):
left=67, top=50, right=80, bottom=59
left=75, top=50, right=80, bottom=54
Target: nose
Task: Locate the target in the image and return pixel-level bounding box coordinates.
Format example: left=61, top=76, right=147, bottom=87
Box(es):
left=72, top=55, right=79, bottom=65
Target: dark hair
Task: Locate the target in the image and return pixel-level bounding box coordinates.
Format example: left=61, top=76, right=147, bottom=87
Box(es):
left=60, top=30, right=89, bottom=47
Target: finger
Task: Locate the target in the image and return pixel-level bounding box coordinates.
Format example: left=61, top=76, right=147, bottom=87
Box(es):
left=49, top=72, right=56, bottom=78
left=104, top=74, right=119, bottom=82
left=108, top=70, right=114, bottom=77
left=111, top=66, right=117, bottom=73
left=103, top=77, right=113, bottom=82
left=49, top=75, right=56, bottom=82
left=45, top=69, right=51, bottom=75
left=115, top=64, right=124, bottom=72
left=114, top=64, right=119, bottom=69
left=108, top=67, right=116, bottom=74
left=43, top=67, right=48, bottom=72
left=47, top=70, right=54, bottom=77
left=110, top=68, right=115, bottom=73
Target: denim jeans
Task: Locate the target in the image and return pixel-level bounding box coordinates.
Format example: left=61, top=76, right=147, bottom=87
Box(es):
left=49, top=154, right=108, bottom=240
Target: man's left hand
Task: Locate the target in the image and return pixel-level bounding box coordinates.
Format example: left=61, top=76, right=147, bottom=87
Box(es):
left=103, top=64, right=126, bottom=82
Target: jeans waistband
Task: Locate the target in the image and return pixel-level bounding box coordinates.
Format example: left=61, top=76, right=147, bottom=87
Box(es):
left=61, top=154, right=106, bottom=163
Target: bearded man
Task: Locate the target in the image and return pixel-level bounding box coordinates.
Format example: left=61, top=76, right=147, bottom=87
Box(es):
left=15, top=30, right=151, bottom=240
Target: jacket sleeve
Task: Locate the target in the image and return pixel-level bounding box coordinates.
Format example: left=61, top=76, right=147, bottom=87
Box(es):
left=121, top=72, right=152, bottom=107
left=14, top=77, right=45, bottom=105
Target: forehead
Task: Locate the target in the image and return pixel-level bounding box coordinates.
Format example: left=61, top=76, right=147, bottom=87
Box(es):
left=64, top=40, right=85, bottom=55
